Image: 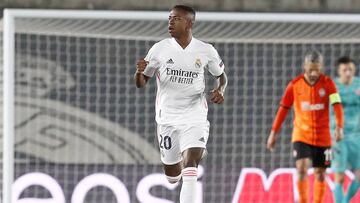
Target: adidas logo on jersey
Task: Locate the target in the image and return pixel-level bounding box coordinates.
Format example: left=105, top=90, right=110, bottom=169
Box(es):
left=167, top=58, right=174, bottom=64
left=199, top=137, right=205, bottom=143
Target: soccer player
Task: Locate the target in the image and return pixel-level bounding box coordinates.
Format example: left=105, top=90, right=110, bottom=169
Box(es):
left=267, top=50, right=344, bottom=203
left=331, top=57, right=360, bottom=203
left=134, top=5, right=227, bottom=203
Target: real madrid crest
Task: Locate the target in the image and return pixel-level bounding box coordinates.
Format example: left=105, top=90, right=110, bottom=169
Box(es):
left=195, top=58, right=202, bottom=68
left=319, top=88, right=326, bottom=97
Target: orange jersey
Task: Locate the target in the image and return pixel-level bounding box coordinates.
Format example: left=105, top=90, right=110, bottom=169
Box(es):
left=278, top=74, right=340, bottom=147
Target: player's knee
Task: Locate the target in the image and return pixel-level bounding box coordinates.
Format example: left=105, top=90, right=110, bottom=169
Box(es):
left=166, top=174, right=182, bottom=184
left=335, top=173, right=345, bottom=184
left=297, top=172, right=307, bottom=180
left=314, top=168, right=326, bottom=181
left=182, top=154, right=201, bottom=168
left=355, top=170, right=360, bottom=182
left=297, top=167, right=308, bottom=180
left=182, top=148, right=203, bottom=168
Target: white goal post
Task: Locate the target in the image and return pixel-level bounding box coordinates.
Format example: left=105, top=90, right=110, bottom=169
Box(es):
left=4, top=9, right=360, bottom=203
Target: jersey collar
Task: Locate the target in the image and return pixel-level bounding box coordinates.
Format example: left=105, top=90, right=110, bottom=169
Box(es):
left=170, top=37, right=194, bottom=51
left=302, top=73, right=323, bottom=87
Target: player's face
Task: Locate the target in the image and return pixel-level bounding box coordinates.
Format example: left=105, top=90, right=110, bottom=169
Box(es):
left=338, top=63, right=355, bottom=83
left=304, top=62, right=322, bottom=83
left=168, top=9, right=192, bottom=38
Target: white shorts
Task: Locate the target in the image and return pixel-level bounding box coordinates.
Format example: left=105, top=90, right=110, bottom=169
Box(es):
left=157, top=121, right=210, bottom=165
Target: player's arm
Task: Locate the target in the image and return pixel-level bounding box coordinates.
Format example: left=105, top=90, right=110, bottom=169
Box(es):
left=134, top=45, right=159, bottom=88
left=329, top=80, right=344, bottom=141
left=207, top=45, right=227, bottom=104
left=211, top=72, right=228, bottom=104
left=267, top=82, right=294, bottom=151
left=134, top=59, right=150, bottom=88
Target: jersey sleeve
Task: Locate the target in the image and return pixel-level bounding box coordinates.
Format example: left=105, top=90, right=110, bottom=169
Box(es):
left=333, top=103, right=344, bottom=128
left=206, top=45, right=225, bottom=77
left=328, top=79, right=341, bottom=105
left=143, top=44, right=160, bottom=77
left=271, top=82, right=293, bottom=132
left=280, top=82, right=294, bottom=108
left=271, top=106, right=289, bottom=133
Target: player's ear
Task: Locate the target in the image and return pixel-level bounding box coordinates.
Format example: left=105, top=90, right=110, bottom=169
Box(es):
left=351, top=63, right=356, bottom=73
left=319, top=63, right=324, bottom=70
left=187, top=19, right=193, bottom=29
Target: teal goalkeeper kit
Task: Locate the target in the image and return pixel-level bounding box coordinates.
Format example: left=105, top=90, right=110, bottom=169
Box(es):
left=330, top=77, right=360, bottom=172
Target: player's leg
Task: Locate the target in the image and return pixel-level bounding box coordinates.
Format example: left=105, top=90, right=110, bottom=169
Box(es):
left=157, top=124, right=183, bottom=184
left=179, top=121, right=209, bottom=203
left=313, top=167, right=327, bottom=203
left=180, top=147, right=204, bottom=203
left=343, top=170, right=360, bottom=203
left=331, top=140, right=348, bottom=203
left=163, top=163, right=182, bottom=184
left=296, top=158, right=311, bottom=203
left=334, top=172, right=345, bottom=203
left=343, top=140, right=360, bottom=203
left=293, top=142, right=312, bottom=203
left=182, top=147, right=204, bottom=167
left=313, top=146, right=332, bottom=203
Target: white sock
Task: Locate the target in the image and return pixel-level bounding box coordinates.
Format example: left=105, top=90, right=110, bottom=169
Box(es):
left=166, top=173, right=182, bottom=184
left=180, top=167, right=198, bottom=203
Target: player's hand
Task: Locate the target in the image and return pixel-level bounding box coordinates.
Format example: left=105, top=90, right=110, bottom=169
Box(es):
left=211, top=89, right=224, bottom=104
left=136, top=59, right=148, bottom=73
left=267, top=131, right=277, bottom=152
left=335, top=127, right=343, bottom=142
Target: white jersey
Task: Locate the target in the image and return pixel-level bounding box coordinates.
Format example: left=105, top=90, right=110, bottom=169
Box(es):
left=143, top=37, right=225, bottom=125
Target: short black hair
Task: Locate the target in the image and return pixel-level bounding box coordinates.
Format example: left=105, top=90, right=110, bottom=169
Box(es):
left=337, top=56, right=355, bottom=66
left=172, top=5, right=196, bottom=21
left=304, top=50, right=323, bottom=63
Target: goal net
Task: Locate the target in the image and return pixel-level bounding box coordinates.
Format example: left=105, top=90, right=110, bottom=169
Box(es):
left=2, top=10, right=360, bottom=203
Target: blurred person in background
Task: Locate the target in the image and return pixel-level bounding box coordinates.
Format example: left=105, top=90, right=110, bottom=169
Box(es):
left=331, top=56, right=360, bottom=203
left=267, top=50, right=344, bottom=203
